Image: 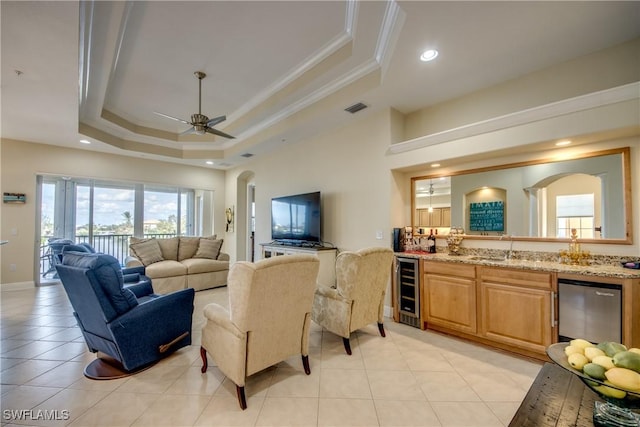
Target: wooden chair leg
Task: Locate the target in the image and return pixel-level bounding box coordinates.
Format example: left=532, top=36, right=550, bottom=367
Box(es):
left=342, top=337, right=352, bottom=355
left=236, top=385, right=247, bottom=410
left=378, top=322, right=386, bottom=337
left=200, top=346, right=208, bottom=373
left=302, top=354, right=311, bottom=375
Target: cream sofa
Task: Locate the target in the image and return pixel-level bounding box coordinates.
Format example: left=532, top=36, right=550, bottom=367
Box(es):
left=125, top=236, right=229, bottom=294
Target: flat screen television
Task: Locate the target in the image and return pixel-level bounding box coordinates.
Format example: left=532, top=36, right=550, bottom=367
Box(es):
left=271, top=191, right=321, bottom=244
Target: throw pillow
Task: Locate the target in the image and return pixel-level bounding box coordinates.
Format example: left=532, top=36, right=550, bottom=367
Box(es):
left=129, top=236, right=146, bottom=256
left=178, top=237, right=200, bottom=261
left=177, top=235, right=217, bottom=261
left=194, top=239, right=224, bottom=260
left=130, top=239, right=164, bottom=266
left=157, top=237, right=179, bottom=260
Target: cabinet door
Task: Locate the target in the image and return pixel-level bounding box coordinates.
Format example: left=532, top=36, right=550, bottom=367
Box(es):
left=479, top=282, right=552, bottom=354
left=429, top=209, right=442, bottom=227
left=417, top=209, right=429, bottom=226
left=423, top=273, right=477, bottom=334
left=441, top=207, right=451, bottom=227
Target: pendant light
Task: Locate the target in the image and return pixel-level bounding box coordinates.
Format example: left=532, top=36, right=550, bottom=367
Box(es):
left=428, top=180, right=434, bottom=213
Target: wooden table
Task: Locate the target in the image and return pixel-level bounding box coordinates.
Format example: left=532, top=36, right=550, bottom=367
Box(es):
left=509, top=362, right=638, bottom=427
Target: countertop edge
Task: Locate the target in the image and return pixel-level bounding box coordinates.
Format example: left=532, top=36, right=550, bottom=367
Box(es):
left=395, top=252, right=640, bottom=279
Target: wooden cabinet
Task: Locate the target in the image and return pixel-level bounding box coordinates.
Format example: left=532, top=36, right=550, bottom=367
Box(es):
left=423, top=261, right=477, bottom=334
left=441, top=208, right=451, bottom=227
left=420, top=261, right=556, bottom=359
left=416, top=207, right=451, bottom=227
left=261, top=244, right=337, bottom=287
left=414, top=258, right=638, bottom=359
left=478, top=267, right=554, bottom=354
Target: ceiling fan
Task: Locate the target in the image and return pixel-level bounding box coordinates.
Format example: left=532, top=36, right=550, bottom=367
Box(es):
left=154, top=71, right=235, bottom=139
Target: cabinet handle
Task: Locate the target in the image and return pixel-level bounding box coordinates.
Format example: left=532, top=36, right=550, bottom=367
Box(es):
left=595, top=291, right=615, bottom=297
left=550, top=291, right=556, bottom=328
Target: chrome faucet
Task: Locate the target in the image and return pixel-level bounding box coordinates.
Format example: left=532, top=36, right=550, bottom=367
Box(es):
left=500, top=234, right=514, bottom=260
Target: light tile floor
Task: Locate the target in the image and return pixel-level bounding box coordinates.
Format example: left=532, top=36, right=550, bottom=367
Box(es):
left=1, top=284, right=542, bottom=427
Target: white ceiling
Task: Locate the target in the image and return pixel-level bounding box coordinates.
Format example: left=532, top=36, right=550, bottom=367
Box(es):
left=2, top=1, right=640, bottom=170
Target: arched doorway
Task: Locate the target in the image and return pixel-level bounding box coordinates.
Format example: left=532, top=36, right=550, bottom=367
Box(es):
left=235, top=171, right=255, bottom=261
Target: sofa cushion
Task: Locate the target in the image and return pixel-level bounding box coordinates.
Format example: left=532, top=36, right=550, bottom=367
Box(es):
left=178, top=235, right=217, bottom=261
left=194, top=238, right=224, bottom=260
left=129, top=239, right=164, bottom=266
left=157, top=237, right=179, bottom=261
left=129, top=236, right=146, bottom=254
left=144, top=260, right=187, bottom=278
left=178, top=237, right=200, bottom=261
left=181, top=258, right=229, bottom=274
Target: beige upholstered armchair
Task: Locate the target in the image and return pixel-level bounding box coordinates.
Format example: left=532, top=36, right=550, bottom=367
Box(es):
left=200, top=254, right=319, bottom=409
left=311, top=247, right=394, bottom=355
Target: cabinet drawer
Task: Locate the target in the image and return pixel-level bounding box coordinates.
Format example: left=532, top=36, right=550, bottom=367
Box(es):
left=423, top=261, right=476, bottom=279
left=479, top=266, right=552, bottom=290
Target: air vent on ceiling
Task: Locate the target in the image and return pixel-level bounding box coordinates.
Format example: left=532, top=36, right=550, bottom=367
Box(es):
left=241, top=153, right=254, bottom=158
left=345, top=102, right=368, bottom=114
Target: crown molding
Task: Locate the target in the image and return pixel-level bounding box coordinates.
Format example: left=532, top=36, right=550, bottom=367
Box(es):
left=389, top=82, right=640, bottom=155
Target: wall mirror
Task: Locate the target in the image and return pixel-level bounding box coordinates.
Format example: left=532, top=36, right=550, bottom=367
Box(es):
left=411, top=147, right=632, bottom=244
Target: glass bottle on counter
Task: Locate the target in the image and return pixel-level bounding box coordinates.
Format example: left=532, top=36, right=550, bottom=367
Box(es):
left=428, top=229, right=436, bottom=253
left=434, top=229, right=438, bottom=253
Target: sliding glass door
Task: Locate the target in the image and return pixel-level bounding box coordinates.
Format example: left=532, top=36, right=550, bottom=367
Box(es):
left=37, top=175, right=200, bottom=282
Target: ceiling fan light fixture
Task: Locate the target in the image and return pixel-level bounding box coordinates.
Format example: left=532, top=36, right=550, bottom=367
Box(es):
left=154, top=71, right=234, bottom=139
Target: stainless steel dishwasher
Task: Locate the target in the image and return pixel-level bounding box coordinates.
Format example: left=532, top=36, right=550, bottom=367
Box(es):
left=558, top=278, right=622, bottom=344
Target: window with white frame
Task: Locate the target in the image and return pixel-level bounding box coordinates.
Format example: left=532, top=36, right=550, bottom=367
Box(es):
left=556, top=194, right=595, bottom=238
left=38, top=176, right=200, bottom=268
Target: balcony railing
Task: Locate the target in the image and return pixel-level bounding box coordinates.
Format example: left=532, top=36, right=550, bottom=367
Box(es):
left=40, top=233, right=177, bottom=278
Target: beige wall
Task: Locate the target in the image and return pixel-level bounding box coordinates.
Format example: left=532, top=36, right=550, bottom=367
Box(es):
left=225, top=108, right=395, bottom=263
left=0, top=139, right=226, bottom=286
left=403, top=38, right=640, bottom=140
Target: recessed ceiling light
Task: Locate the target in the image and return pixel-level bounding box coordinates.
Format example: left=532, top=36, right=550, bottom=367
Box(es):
left=555, top=140, right=572, bottom=146
left=420, top=49, right=439, bottom=62
left=205, top=161, right=214, bottom=165
left=79, top=139, right=91, bottom=144
left=431, top=163, right=440, bottom=168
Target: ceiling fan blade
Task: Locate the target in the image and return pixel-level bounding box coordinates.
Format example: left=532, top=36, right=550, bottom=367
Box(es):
left=153, top=111, right=192, bottom=125
left=205, top=127, right=235, bottom=139
left=179, top=126, right=196, bottom=136
left=206, top=115, right=226, bottom=127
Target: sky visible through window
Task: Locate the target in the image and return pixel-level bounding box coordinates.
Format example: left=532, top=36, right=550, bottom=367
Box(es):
left=41, top=184, right=181, bottom=227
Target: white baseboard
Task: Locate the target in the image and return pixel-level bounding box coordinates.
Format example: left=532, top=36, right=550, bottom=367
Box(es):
left=384, top=305, right=393, bottom=319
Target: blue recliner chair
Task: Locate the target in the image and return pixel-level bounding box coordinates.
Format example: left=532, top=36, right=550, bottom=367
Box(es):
left=61, top=245, right=152, bottom=288
left=55, top=252, right=195, bottom=379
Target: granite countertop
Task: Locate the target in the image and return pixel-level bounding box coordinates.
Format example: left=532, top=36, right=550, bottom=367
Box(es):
left=396, top=251, right=640, bottom=279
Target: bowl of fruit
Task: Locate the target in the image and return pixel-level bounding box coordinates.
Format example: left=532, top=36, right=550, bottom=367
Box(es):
left=546, top=339, right=640, bottom=426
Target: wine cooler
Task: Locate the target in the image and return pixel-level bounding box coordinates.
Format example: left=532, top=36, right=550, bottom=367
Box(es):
left=396, top=257, right=420, bottom=328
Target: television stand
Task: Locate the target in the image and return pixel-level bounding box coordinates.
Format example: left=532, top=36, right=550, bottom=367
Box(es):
left=260, top=243, right=337, bottom=286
